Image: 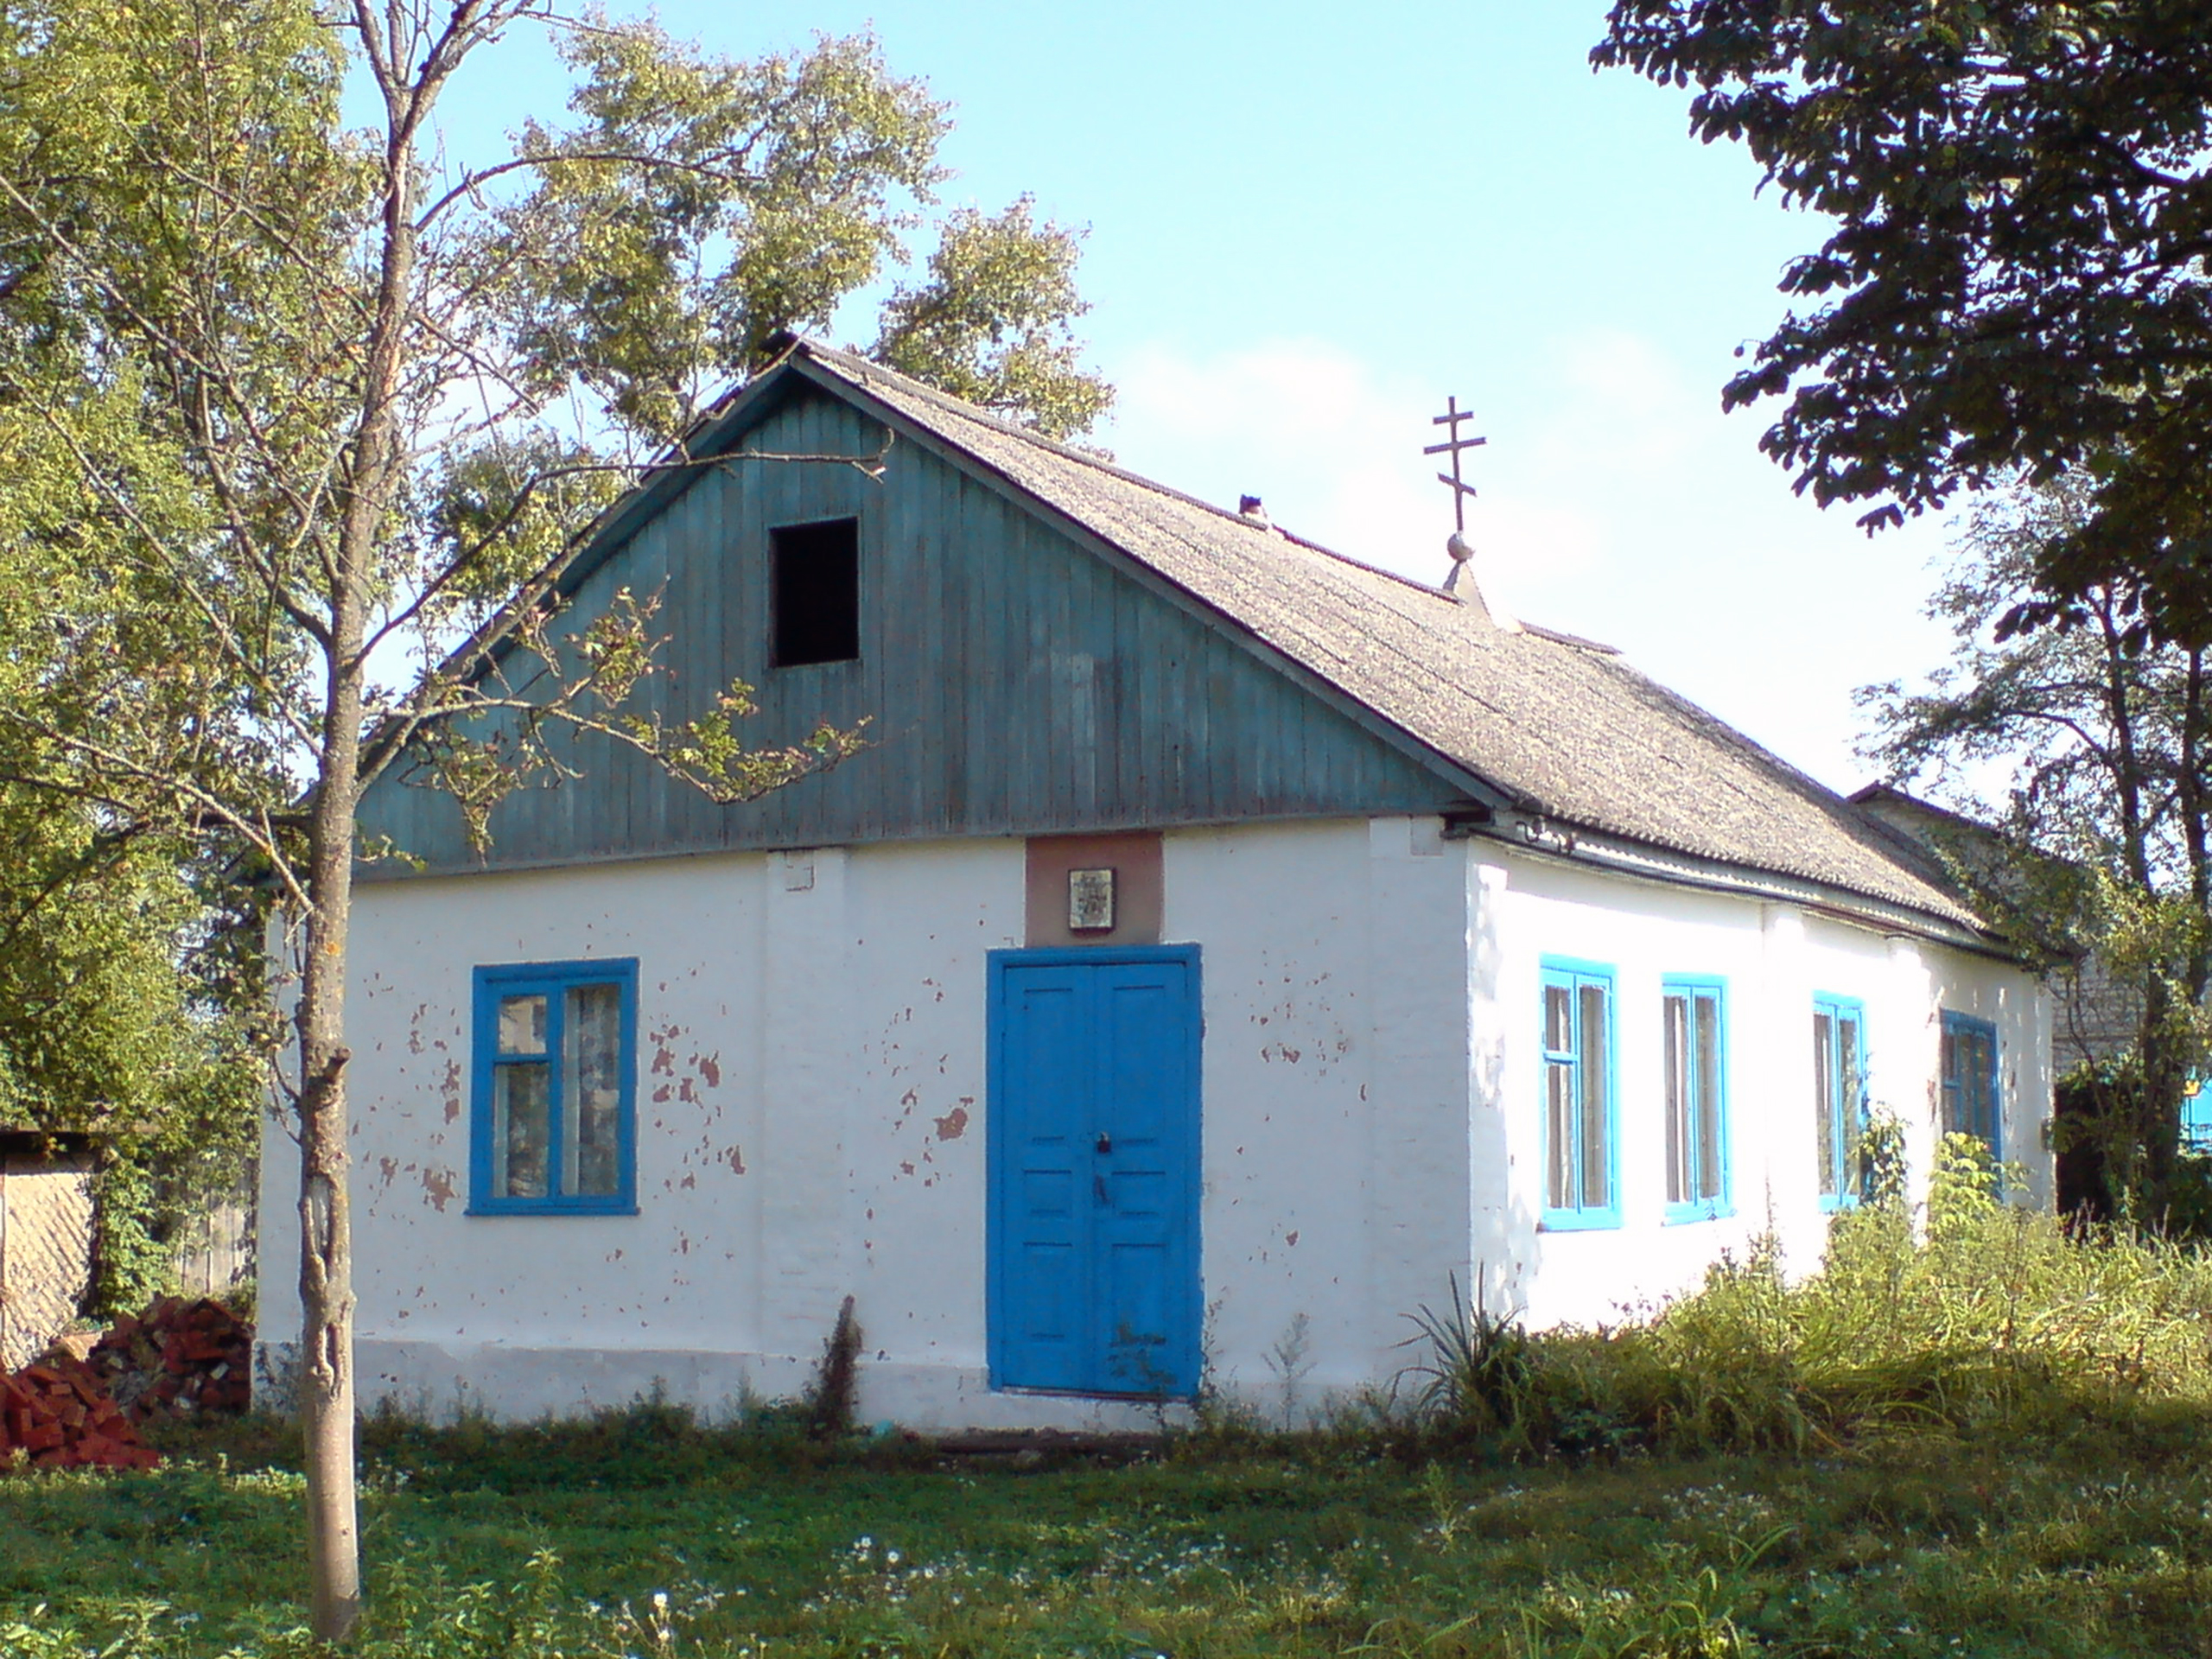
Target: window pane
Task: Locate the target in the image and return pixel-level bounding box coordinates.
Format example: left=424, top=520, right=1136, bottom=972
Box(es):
left=499, top=994, right=548, bottom=1055
left=1579, top=983, right=1609, bottom=1211
left=1813, top=1012, right=1835, bottom=1195
left=1838, top=1017, right=1862, bottom=1196
left=1694, top=995, right=1722, bottom=1202
left=1972, top=1031, right=1997, bottom=1141
left=1543, top=984, right=1572, bottom=1054
left=565, top=982, right=624, bottom=1197
left=1940, top=1026, right=1958, bottom=1132
left=1546, top=1060, right=1576, bottom=1210
left=1663, top=994, right=1689, bottom=1205
left=494, top=1061, right=551, bottom=1199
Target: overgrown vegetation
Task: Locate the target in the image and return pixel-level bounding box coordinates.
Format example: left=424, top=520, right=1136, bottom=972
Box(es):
left=1395, top=1138, right=2212, bottom=1465
left=9, top=1143, right=2212, bottom=1654
left=802, top=1295, right=864, bottom=1442
left=1859, top=475, right=2212, bottom=1224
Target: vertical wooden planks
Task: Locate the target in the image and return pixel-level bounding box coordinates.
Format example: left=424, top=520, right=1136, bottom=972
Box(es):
left=354, top=383, right=1459, bottom=879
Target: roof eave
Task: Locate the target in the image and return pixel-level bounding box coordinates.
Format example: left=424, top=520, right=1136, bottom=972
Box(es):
left=1464, top=810, right=2019, bottom=959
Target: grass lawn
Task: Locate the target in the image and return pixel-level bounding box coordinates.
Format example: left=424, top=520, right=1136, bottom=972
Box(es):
left=4, top=1408, right=2212, bottom=1657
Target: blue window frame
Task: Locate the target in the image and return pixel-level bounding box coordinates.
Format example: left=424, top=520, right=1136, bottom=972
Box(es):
left=1812, top=994, right=1866, bottom=1210
left=1940, top=1010, right=2000, bottom=1154
left=1541, top=958, right=1618, bottom=1230
left=2184, top=1076, right=2212, bottom=1155
left=469, top=958, right=639, bottom=1215
left=1662, top=976, right=1730, bottom=1224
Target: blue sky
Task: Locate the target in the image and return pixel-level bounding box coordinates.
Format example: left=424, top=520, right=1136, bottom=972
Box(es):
left=419, top=1, right=1962, bottom=791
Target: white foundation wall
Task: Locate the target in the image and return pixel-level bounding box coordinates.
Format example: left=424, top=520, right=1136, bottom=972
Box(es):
left=260, top=818, right=1476, bottom=1429
left=1470, top=849, right=2051, bottom=1330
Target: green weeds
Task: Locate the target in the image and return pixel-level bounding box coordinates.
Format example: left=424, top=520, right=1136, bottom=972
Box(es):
left=1403, top=1137, right=2212, bottom=1465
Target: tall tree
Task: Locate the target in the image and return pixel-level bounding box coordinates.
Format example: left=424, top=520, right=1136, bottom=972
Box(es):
left=1862, top=475, right=2212, bottom=1216
left=1592, top=3, right=2212, bottom=643
left=0, top=0, right=1109, bottom=1639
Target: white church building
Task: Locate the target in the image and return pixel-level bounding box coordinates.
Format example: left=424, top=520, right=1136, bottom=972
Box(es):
left=261, top=344, right=2049, bottom=1427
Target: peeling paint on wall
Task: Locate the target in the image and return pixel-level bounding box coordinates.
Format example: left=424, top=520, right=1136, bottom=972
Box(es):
left=421, top=1167, right=456, bottom=1212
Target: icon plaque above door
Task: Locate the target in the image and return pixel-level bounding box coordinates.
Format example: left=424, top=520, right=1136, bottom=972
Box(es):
left=1068, top=868, right=1116, bottom=931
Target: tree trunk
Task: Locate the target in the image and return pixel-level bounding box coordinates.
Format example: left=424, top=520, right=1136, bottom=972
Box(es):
left=297, top=666, right=366, bottom=1642
left=296, top=897, right=359, bottom=1641
left=2139, top=977, right=2184, bottom=1227
left=293, top=10, right=427, bottom=1635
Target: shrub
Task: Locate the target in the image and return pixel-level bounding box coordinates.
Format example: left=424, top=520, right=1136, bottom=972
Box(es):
left=1403, top=1136, right=2212, bottom=1461
left=801, top=1295, right=863, bottom=1441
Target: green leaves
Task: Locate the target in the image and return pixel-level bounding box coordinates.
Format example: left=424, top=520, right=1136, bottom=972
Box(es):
left=407, top=585, right=870, bottom=854
left=1593, top=1, right=2212, bottom=642
left=875, top=198, right=1115, bottom=442
left=1859, top=473, right=2212, bottom=1211
left=499, top=24, right=950, bottom=440
left=492, top=22, right=1108, bottom=444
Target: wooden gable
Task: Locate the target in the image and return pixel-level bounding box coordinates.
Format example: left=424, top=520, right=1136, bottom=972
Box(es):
left=357, top=377, right=1462, bottom=877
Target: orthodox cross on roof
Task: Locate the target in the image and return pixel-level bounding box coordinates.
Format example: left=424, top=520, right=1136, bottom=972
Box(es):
left=1424, top=395, right=1486, bottom=592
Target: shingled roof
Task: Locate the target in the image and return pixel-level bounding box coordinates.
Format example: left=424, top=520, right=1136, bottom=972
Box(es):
left=775, top=343, right=1986, bottom=938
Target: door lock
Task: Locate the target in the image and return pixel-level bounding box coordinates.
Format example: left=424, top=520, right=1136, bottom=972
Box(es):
left=1095, top=1132, right=1113, bottom=1155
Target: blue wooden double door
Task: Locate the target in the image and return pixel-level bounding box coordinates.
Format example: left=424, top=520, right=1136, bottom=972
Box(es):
left=988, top=946, right=1201, bottom=1396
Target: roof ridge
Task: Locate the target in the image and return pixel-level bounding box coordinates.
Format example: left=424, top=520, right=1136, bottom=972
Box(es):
left=1519, top=621, right=1622, bottom=657
left=1273, top=526, right=1476, bottom=604
left=804, top=341, right=1485, bottom=612
left=802, top=342, right=1242, bottom=516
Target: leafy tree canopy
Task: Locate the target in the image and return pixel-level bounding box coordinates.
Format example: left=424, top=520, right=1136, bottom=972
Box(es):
left=1863, top=474, right=2212, bottom=1210
left=497, top=15, right=1105, bottom=443
left=0, top=334, right=264, bottom=1307
left=874, top=198, right=1113, bottom=441
left=1594, top=2, right=2212, bottom=642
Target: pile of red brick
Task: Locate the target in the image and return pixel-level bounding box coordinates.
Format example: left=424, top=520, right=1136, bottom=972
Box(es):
left=0, top=1358, right=159, bottom=1470
left=0, top=1297, right=252, bottom=1472
left=86, top=1296, right=252, bottom=1421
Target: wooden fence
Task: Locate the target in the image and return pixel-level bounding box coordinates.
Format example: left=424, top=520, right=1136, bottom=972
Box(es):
left=171, top=1177, right=254, bottom=1301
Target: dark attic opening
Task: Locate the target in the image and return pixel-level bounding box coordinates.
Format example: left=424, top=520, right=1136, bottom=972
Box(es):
left=771, top=517, right=861, bottom=666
